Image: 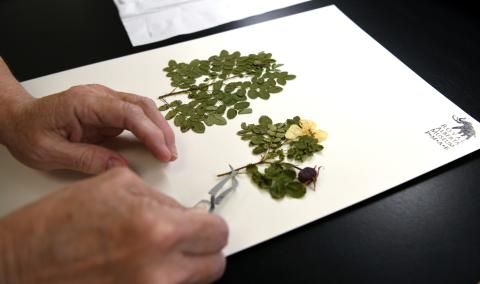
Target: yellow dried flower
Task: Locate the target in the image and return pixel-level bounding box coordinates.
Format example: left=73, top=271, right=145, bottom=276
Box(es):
left=285, top=119, right=328, bottom=141
left=285, top=125, right=305, bottom=139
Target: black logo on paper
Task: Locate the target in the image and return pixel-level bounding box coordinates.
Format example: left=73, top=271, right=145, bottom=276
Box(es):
left=451, top=115, right=475, bottom=140
left=425, top=115, right=476, bottom=150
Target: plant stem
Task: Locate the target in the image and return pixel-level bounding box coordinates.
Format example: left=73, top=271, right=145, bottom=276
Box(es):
left=216, top=160, right=269, bottom=177
left=216, top=160, right=302, bottom=177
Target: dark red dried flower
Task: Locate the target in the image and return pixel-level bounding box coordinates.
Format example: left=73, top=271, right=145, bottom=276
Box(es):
left=298, top=166, right=320, bottom=190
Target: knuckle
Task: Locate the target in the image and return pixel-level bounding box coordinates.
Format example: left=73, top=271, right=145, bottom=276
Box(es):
left=131, top=208, right=181, bottom=249
left=137, top=212, right=184, bottom=252
left=123, top=102, right=144, bottom=117
left=140, top=97, right=157, bottom=109
left=23, top=135, right=53, bottom=166
left=109, top=167, right=139, bottom=183
left=67, top=85, right=89, bottom=96
left=69, top=92, right=97, bottom=110
left=150, top=222, right=182, bottom=251
left=85, top=83, right=106, bottom=90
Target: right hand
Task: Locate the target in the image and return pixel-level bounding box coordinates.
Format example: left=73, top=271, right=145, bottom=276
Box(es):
left=0, top=168, right=228, bottom=284
left=0, top=83, right=177, bottom=174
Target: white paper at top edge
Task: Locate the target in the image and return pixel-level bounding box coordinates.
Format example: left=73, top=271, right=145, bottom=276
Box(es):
left=113, top=0, right=310, bottom=46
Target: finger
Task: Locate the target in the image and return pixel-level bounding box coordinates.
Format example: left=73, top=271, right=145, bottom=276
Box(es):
left=51, top=139, right=128, bottom=174
left=182, top=253, right=226, bottom=284
left=111, top=91, right=177, bottom=159
left=179, top=209, right=229, bottom=255
left=75, top=96, right=172, bottom=161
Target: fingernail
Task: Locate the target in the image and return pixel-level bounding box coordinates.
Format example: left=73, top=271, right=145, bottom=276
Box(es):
left=160, top=144, right=172, bottom=161
left=170, top=145, right=178, bottom=160
left=106, top=158, right=124, bottom=170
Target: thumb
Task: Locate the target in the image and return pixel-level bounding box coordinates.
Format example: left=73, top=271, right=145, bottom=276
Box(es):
left=53, top=141, right=128, bottom=174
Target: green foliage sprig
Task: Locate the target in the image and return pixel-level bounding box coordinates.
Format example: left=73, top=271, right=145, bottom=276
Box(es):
left=158, top=50, right=296, bottom=133
left=218, top=116, right=326, bottom=199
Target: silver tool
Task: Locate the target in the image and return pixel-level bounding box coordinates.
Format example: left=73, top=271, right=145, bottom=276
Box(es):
left=194, top=165, right=238, bottom=212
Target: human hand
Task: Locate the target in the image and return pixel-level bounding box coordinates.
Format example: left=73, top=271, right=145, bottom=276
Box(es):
left=0, top=168, right=228, bottom=284
left=0, top=84, right=177, bottom=174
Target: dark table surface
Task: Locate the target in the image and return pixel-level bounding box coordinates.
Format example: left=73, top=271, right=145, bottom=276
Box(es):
left=1, top=0, right=479, bottom=283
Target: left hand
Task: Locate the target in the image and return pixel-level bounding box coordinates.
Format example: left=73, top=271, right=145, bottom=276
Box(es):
left=0, top=84, right=177, bottom=174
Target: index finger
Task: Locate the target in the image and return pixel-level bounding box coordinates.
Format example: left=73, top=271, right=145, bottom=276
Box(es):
left=115, top=92, right=177, bottom=159
left=75, top=95, right=172, bottom=161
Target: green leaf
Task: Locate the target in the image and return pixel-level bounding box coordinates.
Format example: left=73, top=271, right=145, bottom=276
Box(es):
left=237, top=129, right=249, bottom=135
left=215, top=104, right=227, bottom=114
left=204, top=116, right=214, bottom=126
left=252, top=146, right=267, bottom=154
left=191, top=121, right=206, bottom=133
left=285, top=182, right=306, bottom=198
left=174, top=114, right=186, bottom=127
left=286, top=74, right=296, bottom=80
left=158, top=104, right=170, bottom=111
left=269, top=86, right=283, bottom=93
left=165, top=110, right=177, bottom=120
left=236, top=88, right=246, bottom=97
left=251, top=136, right=264, bottom=145
left=169, top=100, right=182, bottom=107
left=238, top=108, right=253, bottom=114
left=264, top=163, right=283, bottom=178
left=282, top=169, right=297, bottom=180
left=241, top=134, right=253, bottom=140
left=212, top=81, right=223, bottom=91
left=259, top=115, right=273, bottom=126
left=220, top=50, right=229, bottom=57
left=258, top=90, right=270, bottom=100
left=234, top=101, right=250, bottom=110
left=269, top=182, right=286, bottom=199
left=247, top=89, right=258, bottom=99
left=227, top=108, right=237, bottom=119
left=246, top=164, right=259, bottom=175
left=180, top=124, right=191, bottom=133
left=205, top=106, right=217, bottom=111
left=211, top=114, right=227, bottom=125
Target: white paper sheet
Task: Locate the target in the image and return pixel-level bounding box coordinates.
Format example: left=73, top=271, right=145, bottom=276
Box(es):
left=113, top=0, right=310, bottom=46
left=1, top=6, right=479, bottom=256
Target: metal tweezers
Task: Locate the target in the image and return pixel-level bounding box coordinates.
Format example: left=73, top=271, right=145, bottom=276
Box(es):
left=194, top=165, right=238, bottom=212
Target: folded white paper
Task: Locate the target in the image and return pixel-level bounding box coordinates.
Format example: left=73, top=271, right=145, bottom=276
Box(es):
left=114, top=0, right=310, bottom=46
left=1, top=6, right=479, bottom=256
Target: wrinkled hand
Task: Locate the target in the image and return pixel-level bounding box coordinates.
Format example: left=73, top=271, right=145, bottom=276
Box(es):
left=0, top=84, right=176, bottom=174
left=0, top=168, right=228, bottom=284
